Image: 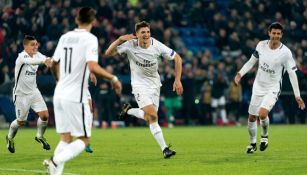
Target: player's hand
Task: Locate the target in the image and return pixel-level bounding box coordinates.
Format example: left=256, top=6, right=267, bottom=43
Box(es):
left=173, top=80, right=183, bottom=96
left=234, top=73, right=241, bottom=86
left=295, top=97, right=305, bottom=110
left=44, top=58, right=53, bottom=67
left=118, top=34, right=136, bottom=43
left=112, top=80, right=122, bottom=95
left=90, top=73, right=97, bottom=86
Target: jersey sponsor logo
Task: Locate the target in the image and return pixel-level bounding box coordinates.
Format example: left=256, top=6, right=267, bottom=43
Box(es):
left=25, top=70, right=36, bottom=76
left=135, top=59, right=156, bottom=67
left=24, top=55, right=29, bottom=58
left=260, top=62, right=275, bottom=74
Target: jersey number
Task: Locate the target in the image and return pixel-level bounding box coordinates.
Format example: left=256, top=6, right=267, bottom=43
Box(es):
left=64, top=47, right=73, bottom=74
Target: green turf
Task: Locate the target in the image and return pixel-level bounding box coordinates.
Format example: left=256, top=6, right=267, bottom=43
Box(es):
left=0, top=125, right=307, bottom=175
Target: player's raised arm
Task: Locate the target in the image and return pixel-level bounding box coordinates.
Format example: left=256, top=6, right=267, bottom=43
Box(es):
left=173, top=53, right=183, bottom=96
left=105, top=34, right=136, bottom=56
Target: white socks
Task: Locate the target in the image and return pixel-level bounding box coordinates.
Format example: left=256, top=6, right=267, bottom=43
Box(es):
left=260, top=117, right=269, bottom=137
left=128, top=108, right=145, bottom=120
left=8, top=120, right=19, bottom=139
left=53, top=141, right=69, bottom=175
left=37, top=118, right=48, bottom=138
left=149, top=122, right=167, bottom=151
left=53, top=139, right=85, bottom=165
left=248, top=120, right=257, bottom=144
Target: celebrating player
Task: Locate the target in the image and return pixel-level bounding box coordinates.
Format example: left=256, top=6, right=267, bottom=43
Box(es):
left=6, top=35, right=52, bottom=153
left=234, top=22, right=305, bottom=154
left=44, top=7, right=122, bottom=175
left=105, top=21, right=183, bottom=158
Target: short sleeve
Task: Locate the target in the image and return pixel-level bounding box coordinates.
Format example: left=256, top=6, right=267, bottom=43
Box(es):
left=53, top=36, right=63, bottom=63
left=85, top=36, right=99, bottom=62
left=156, top=39, right=176, bottom=60
left=117, top=41, right=130, bottom=56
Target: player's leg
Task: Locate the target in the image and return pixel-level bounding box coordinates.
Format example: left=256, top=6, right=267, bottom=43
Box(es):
left=119, top=92, right=145, bottom=120
left=44, top=98, right=73, bottom=175
left=247, top=114, right=257, bottom=153
left=258, top=93, right=277, bottom=151
left=32, top=90, right=50, bottom=150
left=7, top=95, right=29, bottom=153
left=50, top=101, right=91, bottom=174
left=246, top=94, right=263, bottom=153
left=85, top=98, right=94, bottom=153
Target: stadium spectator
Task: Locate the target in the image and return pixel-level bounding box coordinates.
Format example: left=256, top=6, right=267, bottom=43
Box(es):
left=105, top=21, right=183, bottom=158
left=234, top=22, right=306, bottom=154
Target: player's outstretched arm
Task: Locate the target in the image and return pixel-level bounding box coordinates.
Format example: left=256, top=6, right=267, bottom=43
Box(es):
left=288, top=70, right=305, bottom=110
left=234, top=56, right=258, bottom=85
left=173, top=53, right=183, bottom=96
left=88, top=61, right=122, bottom=95
left=105, top=34, right=136, bottom=57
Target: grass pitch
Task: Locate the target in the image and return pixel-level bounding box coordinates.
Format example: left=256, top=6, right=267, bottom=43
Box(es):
left=0, top=125, right=307, bottom=175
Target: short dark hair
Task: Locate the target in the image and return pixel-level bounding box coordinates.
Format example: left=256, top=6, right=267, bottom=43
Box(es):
left=268, top=22, right=284, bottom=32
left=23, top=35, right=36, bottom=46
left=77, top=7, right=96, bottom=24
left=135, top=21, right=150, bottom=32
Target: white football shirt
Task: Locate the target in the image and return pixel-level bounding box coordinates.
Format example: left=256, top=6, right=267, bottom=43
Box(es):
left=252, top=40, right=297, bottom=95
left=117, top=37, right=176, bottom=89
left=53, top=29, right=98, bottom=103
left=13, top=51, right=46, bottom=96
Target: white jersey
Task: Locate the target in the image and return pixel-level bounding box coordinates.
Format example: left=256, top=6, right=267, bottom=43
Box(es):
left=53, top=29, right=98, bottom=103
left=252, top=40, right=297, bottom=95
left=13, top=51, right=46, bottom=96
left=117, top=37, right=176, bottom=89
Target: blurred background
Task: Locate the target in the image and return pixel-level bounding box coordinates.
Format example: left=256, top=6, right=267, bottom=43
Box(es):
left=0, top=0, right=306, bottom=128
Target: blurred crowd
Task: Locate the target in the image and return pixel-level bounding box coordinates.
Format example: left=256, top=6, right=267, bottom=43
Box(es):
left=0, top=0, right=306, bottom=127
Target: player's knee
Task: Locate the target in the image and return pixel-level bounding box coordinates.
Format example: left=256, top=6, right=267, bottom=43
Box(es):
left=17, top=120, right=26, bottom=126
left=147, top=113, right=158, bottom=122
left=258, top=110, right=268, bottom=120
left=248, top=115, right=257, bottom=122
left=38, top=111, right=49, bottom=121
left=40, top=115, right=49, bottom=121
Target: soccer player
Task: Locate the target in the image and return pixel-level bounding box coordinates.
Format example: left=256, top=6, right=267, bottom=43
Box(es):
left=44, top=7, right=122, bottom=174
left=6, top=35, right=52, bottom=153
left=105, top=21, right=183, bottom=158
left=234, top=22, right=306, bottom=154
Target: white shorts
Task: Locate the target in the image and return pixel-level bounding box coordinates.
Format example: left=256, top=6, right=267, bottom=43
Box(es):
left=132, top=87, right=160, bottom=111
left=248, top=92, right=278, bottom=115
left=14, top=89, right=47, bottom=121
left=53, top=97, right=92, bottom=137
left=211, top=96, right=226, bottom=108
